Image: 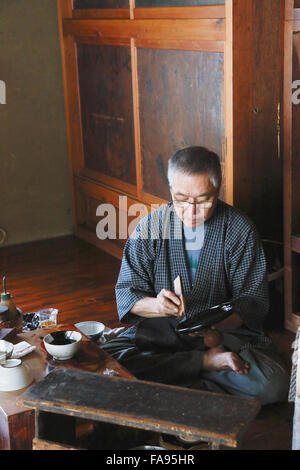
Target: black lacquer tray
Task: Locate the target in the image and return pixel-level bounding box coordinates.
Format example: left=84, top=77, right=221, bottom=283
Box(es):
left=175, top=301, right=233, bottom=334
left=175, top=296, right=259, bottom=334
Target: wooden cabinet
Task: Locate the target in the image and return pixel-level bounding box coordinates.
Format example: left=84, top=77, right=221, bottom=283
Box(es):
left=57, top=0, right=284, bottom=260
left=283, top=0, right=300, bottom=332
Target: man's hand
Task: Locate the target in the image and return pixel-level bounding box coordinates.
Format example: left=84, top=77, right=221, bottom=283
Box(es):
left=131, top=289, right=180, bottom=318
left=202, top=345, right=249, bottom=375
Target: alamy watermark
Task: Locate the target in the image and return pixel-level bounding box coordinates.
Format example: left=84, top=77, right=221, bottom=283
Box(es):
left=0, top=80, right=6, bottom=104
left=95, top=196, right=205, bottom=249
left=292, top=80, right=300, bottom=105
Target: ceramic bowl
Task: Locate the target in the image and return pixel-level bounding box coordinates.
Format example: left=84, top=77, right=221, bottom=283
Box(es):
left=0, top=340, right=14, bottom=363
left=43, top=330, right=82, bottom=361
left=74, top=321, right=105, bottom=341
left=0, top=359, right=33, bottom=391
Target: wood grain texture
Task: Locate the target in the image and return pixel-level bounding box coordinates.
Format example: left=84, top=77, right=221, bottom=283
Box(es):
left=284, top=10, right=294, bottom=327
left=291, top=32, right=300, bottom=235
left=76, top=43, right=136, bottom=185
left=73, top=9, right=130, bottom=18
left=57, top=0, right=82, bottom=230
left=231, top=0, right=253, bottom=220
left=137, top=48, right=225, bottom=201
left=285, top=0, right=295, bottom=20
left=22, top=367, right=260, bottom=448
left=283, top=1, right=300, bottom=328
left=232, top=0, right=283, bottom=241
left=0, top=235, right=122, bottom=328
left=80, top=167, right=137, bottom=196
left=134, top=5, right=225, bottom=19
left=37, top=325, right=133, bottom=379
left=135, top=0, right=224, bottom=6
left=250, top=0, right=283, bottom=241
left=0, top=408, right=35, bottom=450
left=63, top=19, right=226, bottom=42
left=74, top=0, right=129, bottom=8
left=292, top=253, right=300, bottom=315
left=134, top=38, right=224, bottom=52
left=295, top=9, right=300, bottom=21
left=73, top=177, right=149, bottom=255
left=33, top=438, right=80, bottom=450
left=224, top=0, right=233, bottom=205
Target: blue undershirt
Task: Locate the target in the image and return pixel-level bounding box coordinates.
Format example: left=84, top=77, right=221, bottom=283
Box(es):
left=183, top=223, right=208, bottom=285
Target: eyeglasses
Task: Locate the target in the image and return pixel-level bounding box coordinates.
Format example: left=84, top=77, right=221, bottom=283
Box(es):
left=171, top=193, right=217, bottom=210
left=172, top=200, right=214, bottom=209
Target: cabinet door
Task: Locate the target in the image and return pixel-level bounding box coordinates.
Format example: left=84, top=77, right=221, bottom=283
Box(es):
left=76, top=42, right=136, bottom=191
left=283, top=1, right=300, bottom=330
left=291, top=32, right=300, bottom=316
left=137, top=47, right=225, bottom=202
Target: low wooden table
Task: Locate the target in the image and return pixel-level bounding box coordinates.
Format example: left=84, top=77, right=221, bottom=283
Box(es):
left=2, top=326, right=262, bottom=451
left=0, top=325, right=132, bottom=450
left=21, top=368, right=261, bottom=451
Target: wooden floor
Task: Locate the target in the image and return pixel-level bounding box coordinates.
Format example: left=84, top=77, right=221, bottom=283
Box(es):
left=0, top=235, right=123, bottom=329
left=0, top=235, right=296, bottom=450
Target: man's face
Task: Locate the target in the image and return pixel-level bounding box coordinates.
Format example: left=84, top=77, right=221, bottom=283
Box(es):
left=170, top=171, right=219, bottom=228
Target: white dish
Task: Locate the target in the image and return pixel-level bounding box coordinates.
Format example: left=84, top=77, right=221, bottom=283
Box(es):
left=0, top=359, right=33, bottom=391
left=75, top=321, right=105, bottom=341
left=43, top=330, right=82, bottom=361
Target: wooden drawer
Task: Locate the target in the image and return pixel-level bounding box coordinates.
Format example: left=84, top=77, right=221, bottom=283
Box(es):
left=74, top=176, right=151, bottom=258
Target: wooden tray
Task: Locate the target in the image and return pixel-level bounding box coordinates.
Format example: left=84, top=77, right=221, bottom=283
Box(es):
left=40, top=324, right=133, bottom=379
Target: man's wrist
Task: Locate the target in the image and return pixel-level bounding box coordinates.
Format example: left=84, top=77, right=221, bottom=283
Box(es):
left=131, top=297, right=159, bottom=317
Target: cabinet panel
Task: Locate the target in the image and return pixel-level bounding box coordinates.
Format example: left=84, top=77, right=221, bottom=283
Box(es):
left=135, top=0, right=224, bottom=6
left=292, top=253, right=300, bottom=314
left=74, top=183, right=149, bottom=257
left=76, top=43, right=136, bottom=186
left=74, top=0, right=129, bottom=8
left=283, top=1, right=300, bottom=331
left=137, top=48, right=225, bottom=201
left=78, top=192, right=126, bottom=253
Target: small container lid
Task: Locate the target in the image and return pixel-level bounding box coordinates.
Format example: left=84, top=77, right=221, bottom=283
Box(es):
left=1, top=277, right=12, bottom=302
left=1, top=292, right=11, bottom=301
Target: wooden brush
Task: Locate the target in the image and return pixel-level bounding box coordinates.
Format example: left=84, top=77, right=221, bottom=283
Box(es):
left=173, top=275, right=186, bottom=321
left=173, top=275, right=223, bottom=348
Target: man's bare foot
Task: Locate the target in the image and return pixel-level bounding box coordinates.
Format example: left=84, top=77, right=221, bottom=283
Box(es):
left=202, top=345, right=250, bottom=375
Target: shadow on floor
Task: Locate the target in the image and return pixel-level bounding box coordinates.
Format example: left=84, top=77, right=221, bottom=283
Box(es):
left=242, top=401, right=294, bottom=450
left=242, top=328, right=295, bottom=450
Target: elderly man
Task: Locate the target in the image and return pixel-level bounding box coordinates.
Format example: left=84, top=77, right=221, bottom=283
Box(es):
left=103, top=146, right=289, bottom=406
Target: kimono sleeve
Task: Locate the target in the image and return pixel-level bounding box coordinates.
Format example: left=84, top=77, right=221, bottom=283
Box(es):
left=226, top=219, right=269, bottom=332
left=115, top=222, right=157, bottom=324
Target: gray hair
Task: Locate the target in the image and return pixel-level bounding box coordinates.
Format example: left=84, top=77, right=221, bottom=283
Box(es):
left=167, top=146, right=222, bottom=190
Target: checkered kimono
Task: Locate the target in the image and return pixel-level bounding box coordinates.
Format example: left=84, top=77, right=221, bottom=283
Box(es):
left=115, top=200, right=271, bottom=350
